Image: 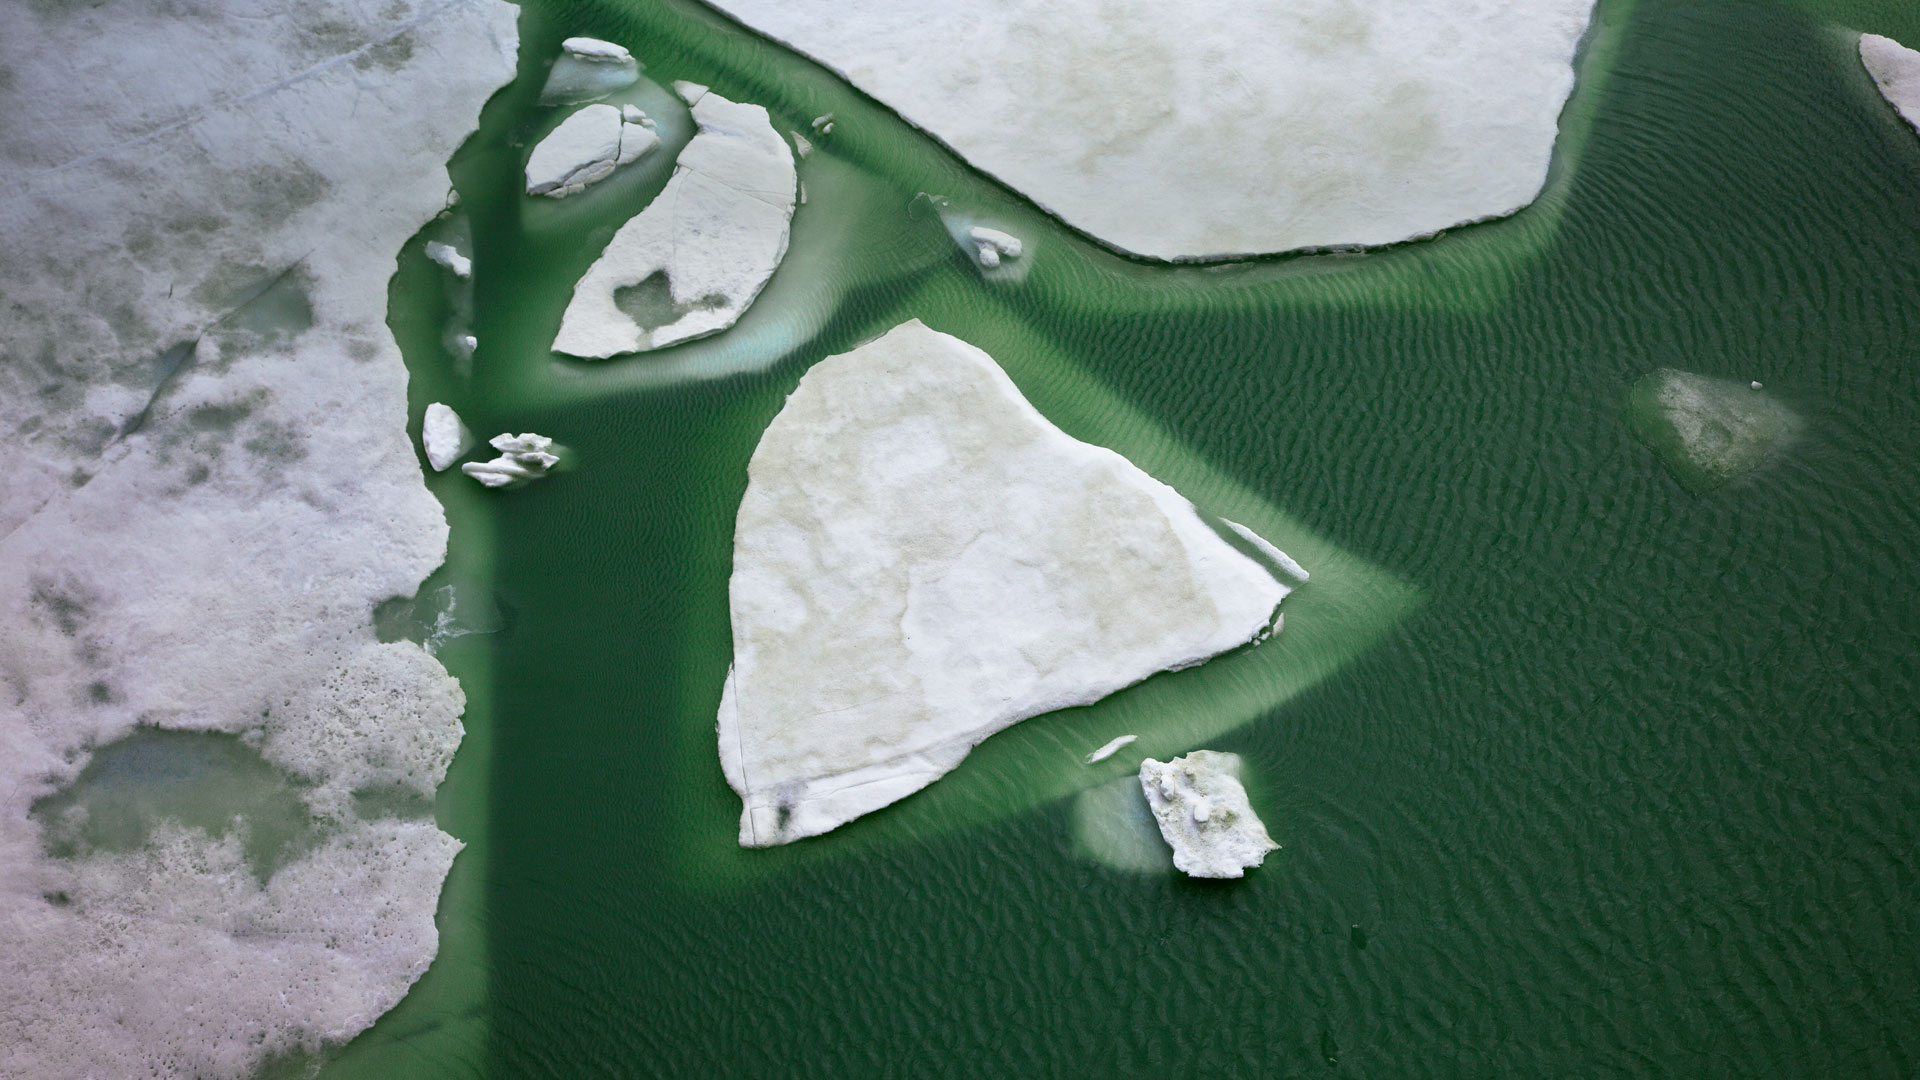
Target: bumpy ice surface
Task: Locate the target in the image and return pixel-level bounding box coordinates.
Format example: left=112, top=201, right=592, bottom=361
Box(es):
left=704, top=0, right=1595, bottom=258
left=718, top=321, right=1298, bottom=846
left=1139, top=750, right=1279, bottom=878
left=0, top=0, right=516, bottom=1074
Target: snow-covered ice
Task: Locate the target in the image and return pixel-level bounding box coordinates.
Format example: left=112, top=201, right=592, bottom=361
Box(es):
left=718, top=321, right=1299, bottom=846
left=1861, top=33, right=1920, bottom=133
left=1139, top=751, right=1279, bottom=878
left=422, top=402, right=473, bottom=472
left=525, top=103, right=662, bottom=197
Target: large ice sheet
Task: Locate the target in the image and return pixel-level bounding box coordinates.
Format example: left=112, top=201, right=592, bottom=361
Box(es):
left=704, top=0, right=1596, bottom=258
left=1861, top=33, right=1920, bottom=133
left=719, top=321, right=1299, bottom=846
left=553, top=85, right=796, bottom=357
left=0, top=0, right=516, bottom=1074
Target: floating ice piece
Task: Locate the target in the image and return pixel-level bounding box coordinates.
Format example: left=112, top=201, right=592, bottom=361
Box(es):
left=543, top=37, right=641, bottom=104
left=1139, top=751, right=1278, bottom=878
left=553, top=87, right=796, bottom=357
left=718, top=321, right=1297, bottom=846
left=968, top=225, right=1022, bottom=268
left=792, top=130, right=813, bottom=157
left=461, top=432, right=560, bottom=488
left=424, top=240, right=471, bottom=278
left=702, top=0, right=1595, bottom=258
left=562, top=36, right=632, bottom=63
left=525, top=103, right=662, bottom=197
left=421, top=403, right=473, bottom=472
left=1085, top=734, right=1138, bottom=765
left=1625, top=369, right=1800, bottom=493
left=810, top=112, right=833, bottom=130
left=1861, top=33, right=1920, bottom=133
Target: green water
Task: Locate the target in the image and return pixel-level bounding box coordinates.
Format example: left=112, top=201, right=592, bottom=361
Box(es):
left=331, top=0, right=1920, bottom=1074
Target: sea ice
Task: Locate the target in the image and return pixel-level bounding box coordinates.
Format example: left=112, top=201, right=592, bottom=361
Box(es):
left=1624, top=369, right=1799, bottom=493
left=525, top=103, right=662, bottom=197
left=718, top=321, right=1298, bottom=846
left=422, top=402, right=473, bottom=472
left=702, top=0, right=1597, bottom=258
left=1086, top=734, right=1139, bottom=765
left=967, top=225, right=1023, bottom=268
left=461, top=432, right=560, bottom=488
left=1139, top=751, right=1278, bottom=878
left=1861, top=33, right=1920, bottom=133
left=543, top=37, right=641, bottom=105
left=0, top=0, right=515, bottom=1073
left=425, top=240, right=472, bottom=278
left=553, top=86, right=796, bottom=357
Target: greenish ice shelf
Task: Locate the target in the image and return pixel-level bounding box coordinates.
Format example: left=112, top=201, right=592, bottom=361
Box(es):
left=318, top=0, right=1920, bottom=1075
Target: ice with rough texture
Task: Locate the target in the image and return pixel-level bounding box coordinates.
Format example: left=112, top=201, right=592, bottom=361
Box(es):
left=526, top=103, right=661, bottom=197
left=1861, top=33, right=1920, bottom=133
left=967, top=225, right=1023, bottom=268
left=703, top=0, right=1596, bottom=258
left=562, top=36, right=632, bottom=63
left=1624, top=369, right=1799, bottom=493
left=553, top=86, right=796, bottom=357
left=718, top=321, right=1299, bottom=846
left=1140, top=751, right=1278, bottom=878
left=462, top=432, right=560, bottom=488
left=0, top=0, right=516, bottom=1074
left=422, top=402, right=472, bottom=472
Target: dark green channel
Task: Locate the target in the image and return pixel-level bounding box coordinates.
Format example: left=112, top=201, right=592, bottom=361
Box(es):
left=329, top=0, right=1920, bottom=1075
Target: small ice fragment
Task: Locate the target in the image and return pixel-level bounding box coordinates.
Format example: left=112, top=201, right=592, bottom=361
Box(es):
left=561, top=37, right=632, bottom=63
left=1751, top=381, right=1763, bottom=389
left=792, top=130, right=813, bottom=157
left=1085, top=734, right=1138, bottom=764
left=461, top=432, right=560, bottom=488
left=421, top=403, right=472, bottom=472
left=674, top=81, right=710, bottom=105
left=810, top=112, right=833, bottom=130
left=1139, top=750, right=1279, bottom=879
left=622, top=104, right=654, bottom=127
left=424, top=240, right=471, bottom=279
left=449, top=333, right=477, bottom=360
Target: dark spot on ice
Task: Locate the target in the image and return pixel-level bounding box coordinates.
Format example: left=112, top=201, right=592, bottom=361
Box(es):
left=613, top=271, right=729, bottom=332
left=29, top=576, right=92, bottom=636
left=355, top=32, right=414, bottom=72
left=87, top=681, right=114, bottom=704
left=242, top=420, right=307, bottom=463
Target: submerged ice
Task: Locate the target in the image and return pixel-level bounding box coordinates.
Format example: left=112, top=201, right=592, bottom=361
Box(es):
left=718, top=321, right=1299, bottom=846
left=1625, top=369, right=1799, bottom=493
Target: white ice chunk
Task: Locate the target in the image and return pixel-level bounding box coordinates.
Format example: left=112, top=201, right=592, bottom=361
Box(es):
left=702, top=0, right=1596, bottom=258
left=553, top=89, right=796, bottom=357
left=968, top=225, right=1022, bottom=262
left=719, top=321, right=1298, bottom=846
left=460, top=432, right=559, bottom=488
left=561, top=36, right=632, bottom=63
left=1139, top=751, right=1278, bottom=878
left=526, top=103, right=662, bottom=197
left=1861, top=33, right=1920, bottom=133
left=421, top=402, right=473, bottom=472
left=1085, top=734, right=1139, bottom=764
left=424, top=240, right=472, bottom=278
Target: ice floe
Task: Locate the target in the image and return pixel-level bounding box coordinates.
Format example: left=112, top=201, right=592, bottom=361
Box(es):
left=703, top=0, right=1596, bottom=258
left=0, top=0, right=515, bottom=1073
left=543, top=36, right=642, bottom=105
left=461, top=432, right=560, bottom=488
left=718, top=321, right=1298, bottom=846
left=422, top=402, right=473, bottom=472
left=1085, top=734, right=1139, bottom=765
left=1861, top=33, right=1920, bottom=133
left=526, top=103, right=662, bottom=197
left=1140, top=751, right=1278, bottom=878
left=553, top=86, right=797, bottom=357
left=425, top=240, right=472, bottom=278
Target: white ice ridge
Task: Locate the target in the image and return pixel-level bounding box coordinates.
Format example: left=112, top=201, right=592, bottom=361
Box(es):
left=553, top=86, right=797, bottom=357
left=1139, top=751, right=1278, bottom=878
left=703, top=0, right=1595, bottom=259
left=525, top=103, right=661, bottom=197
left=1861, top=33, right=1920, bottom=133
left=1085, top=735, right=1139, bottom=765
left=422, top=402, right=473, bottom=471
left=461, top=432, right=560, bottom=488
left=562, top=36, right=633, bottom=63
left=0, top=0, right=516, bottom=1074
left=543, top=37, right=641, bottom=104
left=718, top=321, right=1300, bottom=846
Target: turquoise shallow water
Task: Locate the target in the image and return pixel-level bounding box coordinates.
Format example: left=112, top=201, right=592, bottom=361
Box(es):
left=335, top=0, right=1920, bottom=1075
